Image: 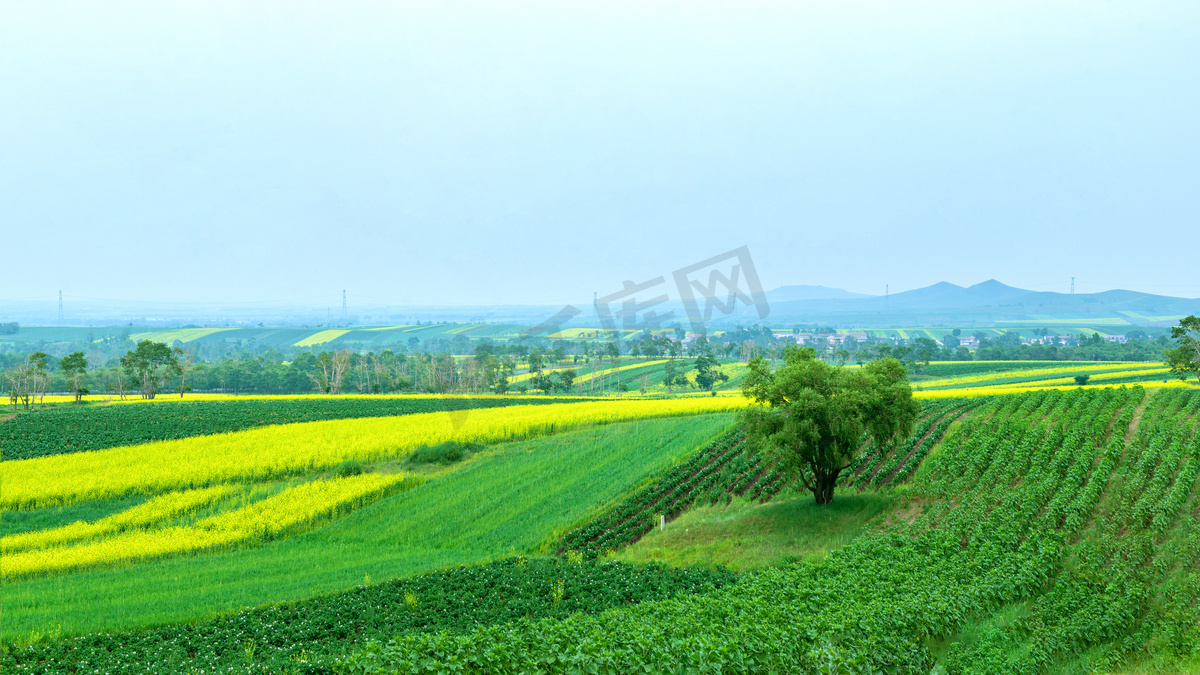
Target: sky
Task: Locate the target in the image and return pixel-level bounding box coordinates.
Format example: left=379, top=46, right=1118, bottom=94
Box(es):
left=2, top=0, right=1198, bottom=310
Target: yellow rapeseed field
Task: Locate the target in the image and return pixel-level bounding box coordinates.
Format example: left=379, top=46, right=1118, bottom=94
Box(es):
left=1, top=398, right=745, bottom=509
left=3, top=473, right=411, bottom=579
left=1, top=485, right=236, bottom=554
left=292, top=329, right=351, bottom=347
left=912, top=379, right=1192, bottom=400
left=977, top=367, right=1173, bottom=390
left=914, top=362, right=1162, bottom=390
left=574, top=360, right=672, bottom=385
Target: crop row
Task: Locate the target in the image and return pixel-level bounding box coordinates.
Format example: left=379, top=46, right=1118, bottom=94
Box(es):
left=1, top=398, right=746, bottom=510
left=564, top=399, right=984, bottom=561
left=1, top=484, right=236, bottom=554
left=4, top=473, right=415, bottom=580
left=0, top=557, right=738, bottom=675
left=914, top=361, right=1163, bottom=390
left=843, top=398, right=974, bottom=489
left=338, top=385, right=1200, bottom=673
left=558, top=428, right=789, bottom=557
left=0, top=397, right=570, bottom=461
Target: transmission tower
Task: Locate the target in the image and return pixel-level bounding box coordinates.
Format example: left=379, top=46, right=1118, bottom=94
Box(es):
left=341, top=290, right=348, bottom=323
left=1071, top=277, right=1075, bottom=295
left=58, top=291, right=64, bottom=322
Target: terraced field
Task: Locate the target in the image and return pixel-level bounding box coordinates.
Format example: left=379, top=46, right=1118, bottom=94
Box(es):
left=4, top=382, right=1199, bottom=673
left=337, top=387, right=1200, bottom=674
left=0, top=412, right=735, bottom=641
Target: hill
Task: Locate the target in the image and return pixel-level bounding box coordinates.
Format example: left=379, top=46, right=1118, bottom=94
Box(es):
left=758, top=279, right=1200, bottom=327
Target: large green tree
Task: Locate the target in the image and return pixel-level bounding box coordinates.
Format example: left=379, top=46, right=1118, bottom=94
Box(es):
left=740, top=346, right=919, bottom=505
left=121, top=340, right=179, bottom=400
left=60, top=351, right=89, bottom=404
left=1165, top=315, right=1200, bottom=383
left=693, top=353, right=728, bottom=391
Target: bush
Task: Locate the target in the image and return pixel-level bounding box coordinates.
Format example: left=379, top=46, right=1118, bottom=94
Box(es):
left=335, top=460, right=365, bottom=476
left=407, top=440, right=483, bottom=466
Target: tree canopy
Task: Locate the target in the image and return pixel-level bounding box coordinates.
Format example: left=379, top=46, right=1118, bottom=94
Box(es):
left=120, top=340, right=180, bottom=400
left=60, top=351, right=89, bottom=403
left=740, top=346, right=919, bottom=505
left=1165, top=315, right=1200, bottom=383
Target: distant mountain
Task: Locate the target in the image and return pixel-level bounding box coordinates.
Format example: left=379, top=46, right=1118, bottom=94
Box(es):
left=766, top=285, right=873, bottom=302
left=880, top=279, right=1034, bottom=309
left=754, top=280, right=1200, bottom=328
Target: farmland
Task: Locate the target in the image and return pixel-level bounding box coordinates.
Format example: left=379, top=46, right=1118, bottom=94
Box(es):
left=0, top=413, right=735, bottom=640
left=2, top=371, right=1199, bottom=673
left=0, top=396, right=576, bottom=460
left=335, top=386, right=1200, bottom=674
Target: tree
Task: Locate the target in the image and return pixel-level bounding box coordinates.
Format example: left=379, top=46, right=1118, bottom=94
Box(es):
left=60, top=351, right=89, bottom=404
left=1074, top=374, right=1090, bottom=386
left=4, top=353, right=48, bottom=410
left=121, top=341, right=179, bottom=400
left=556, top=369, right=576, bottom=392
left=531, top=371, right=555, bottom=395
left=107, top=364, right=129, bottom=401
left=308, top=350, right=352, bottom=394
left=693, top=353, right=728, bottom=391
left=740, top=346, right=919, bottom=505
left=662, top=359, right=689, bottom=392
left=174, top=346, right=196, bottom=397
left=1165, top=315, right=1200, bottom=383
left=912, top=337, right=940, bottom=365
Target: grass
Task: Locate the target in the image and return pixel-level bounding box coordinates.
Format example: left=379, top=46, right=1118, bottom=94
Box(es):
left=613, top=488, right=897, bottom=570
left=0, top=494, right=152, bottom=537
left=0, top=413, right=733, bottom=640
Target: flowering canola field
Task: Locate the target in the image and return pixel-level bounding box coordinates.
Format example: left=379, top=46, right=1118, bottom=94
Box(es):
left=913, top=361, right=1166, bottom=390
left=1, top=398, right=745, bottom=510
left=1, top=485, right=236, bottom=554
left=3, top=473, right=411, bottom=579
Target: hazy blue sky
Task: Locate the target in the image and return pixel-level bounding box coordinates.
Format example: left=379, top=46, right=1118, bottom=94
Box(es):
left=2, top=1, right=1198, bottom=307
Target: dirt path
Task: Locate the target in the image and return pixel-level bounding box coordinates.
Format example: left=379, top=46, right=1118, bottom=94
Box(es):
left=1124, top=388, right=1156, bottom=444
left=0, top=414, right=14, bottom=423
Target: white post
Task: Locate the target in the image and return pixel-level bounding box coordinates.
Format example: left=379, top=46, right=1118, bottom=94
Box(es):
left=660, top=514, right=665, bottom=532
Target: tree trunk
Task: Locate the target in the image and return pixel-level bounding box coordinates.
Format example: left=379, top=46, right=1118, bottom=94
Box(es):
left=810, top=470, right=840, bottom=506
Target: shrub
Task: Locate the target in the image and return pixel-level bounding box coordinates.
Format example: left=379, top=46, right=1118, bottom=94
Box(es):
left=335, top=460, right=365, bottom=476
left=406, top=441, right=483, bottom=466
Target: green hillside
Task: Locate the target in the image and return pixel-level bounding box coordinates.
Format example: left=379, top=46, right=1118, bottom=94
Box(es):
left=338, top=387, right=1200, bottom=674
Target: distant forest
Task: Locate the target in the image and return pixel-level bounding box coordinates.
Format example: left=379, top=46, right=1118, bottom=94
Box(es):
left=0, top=324, right=1175, bottom=398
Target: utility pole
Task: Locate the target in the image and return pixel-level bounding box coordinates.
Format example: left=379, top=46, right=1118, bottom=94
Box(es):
left=341, top=290, right=348, bottom=323
left=885, top=284, right=889, bottom=310
left=58, top=291, right=64, bottom=322
left=1071, top=277, right=1075, bottom=295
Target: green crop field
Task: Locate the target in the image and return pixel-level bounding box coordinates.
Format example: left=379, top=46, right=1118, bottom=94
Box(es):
left=0, top=396, right=572, bottom=460
left=3, top=379, right=1199, bottom=674
left=0, top=414, right=733, bottom=640
left=334, top=386, right=1200, bottom=674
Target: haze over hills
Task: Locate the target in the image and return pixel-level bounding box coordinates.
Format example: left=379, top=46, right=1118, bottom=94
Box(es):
left=2, top=280, right=1198, bottom=329
left=758, top=279, right=1200, bottom=327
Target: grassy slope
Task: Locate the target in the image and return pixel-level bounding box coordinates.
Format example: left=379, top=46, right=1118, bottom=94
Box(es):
left=1, top=494, right=152, bottom=537
left=332, top=387, right=1200, bottom=674
left=1, top=414, right=733, bottom=640
left=613, top=489, right=897, bottom=570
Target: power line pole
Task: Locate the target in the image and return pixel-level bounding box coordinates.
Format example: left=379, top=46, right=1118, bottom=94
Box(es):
left=1071, top=277, right=1075, bottom=295
left=58, top=291, right=64, bottom=322
left=341, top=290, right=348, bottom=323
